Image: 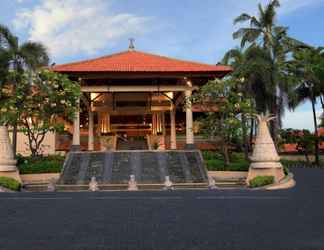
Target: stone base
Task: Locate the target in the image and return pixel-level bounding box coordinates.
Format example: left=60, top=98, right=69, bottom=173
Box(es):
left=246, top=166, right=285, bottom=184
left=0, top=170, right=22, bottom=183
left=184, top=144, right=196, bottom=150
left=70, top=145, right=81, bottom=151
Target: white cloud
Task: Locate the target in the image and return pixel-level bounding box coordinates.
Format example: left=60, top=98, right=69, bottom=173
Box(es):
left=278, top=0, right=324, bottom=14
left=13, top=0, right=150, bottom=59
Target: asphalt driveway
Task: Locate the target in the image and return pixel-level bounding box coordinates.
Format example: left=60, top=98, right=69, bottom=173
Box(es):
left=0, top=168, right=323, bottom=250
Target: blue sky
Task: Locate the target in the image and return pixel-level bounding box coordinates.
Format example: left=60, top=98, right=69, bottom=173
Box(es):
left=1, top=0, right=324, bottom=130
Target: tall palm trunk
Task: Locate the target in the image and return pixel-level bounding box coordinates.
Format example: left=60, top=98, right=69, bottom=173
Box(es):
left=249, top=117, right=254, bottom=149
left=241, top=113, right=249, bottom=160
left=12, top=124, right=17, bottom=157
left=311, top=96, right=320, bottom=165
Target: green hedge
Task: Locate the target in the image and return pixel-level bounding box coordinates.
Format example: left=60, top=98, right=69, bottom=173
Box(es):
left=0, top=177, right=21, bottom=191
left=17, top=155, right=65, bottom=174
left=249, top=176, right=274, bottom=188
left=202, top=151, right=249, bottom=171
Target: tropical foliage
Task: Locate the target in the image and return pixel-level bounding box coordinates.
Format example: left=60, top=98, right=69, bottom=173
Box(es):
left=230, top=0, right=305, bottom=142
left=279, top=128, right=324, bottom=164
left=287, top=47, right=324, bottom=164
left=0, top=176, right=21, bottom=191
left=0, top=70, right=80, bottom=157
left=0, top=24, right=49, bottom=155
left=192, top=79, right=254, bottom=165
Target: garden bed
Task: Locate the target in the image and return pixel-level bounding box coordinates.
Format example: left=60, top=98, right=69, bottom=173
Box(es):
left=202, top=151, right=249, bottom=172
left=17, top=155, right=64, bottom=174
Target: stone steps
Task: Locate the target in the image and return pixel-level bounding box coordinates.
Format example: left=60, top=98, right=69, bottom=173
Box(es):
left=117, top=138, right=148, bottom=150
left=23, top=180, right=246, bottom=192
left=59, top=150, right=208, bottom=186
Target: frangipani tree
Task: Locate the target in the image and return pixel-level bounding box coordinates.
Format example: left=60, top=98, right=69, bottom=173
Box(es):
left=0, top=70, right=81, bottom=157
left=192, top=79, right=254, bottom=165
left=0, top=24, right=49, bottom=156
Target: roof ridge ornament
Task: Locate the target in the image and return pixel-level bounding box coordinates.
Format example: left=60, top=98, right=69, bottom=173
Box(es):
left=128, top=38, right=135, bottom=51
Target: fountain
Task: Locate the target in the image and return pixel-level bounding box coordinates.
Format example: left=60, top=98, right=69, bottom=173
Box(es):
left=208, top=176, right=217, bottom=190
left=89, top=176, right=99, bottom=191
left=128, top=175, right=138, bottom=191
left=163, top=176, right=174, bottom=190
left=47, top=178, right=57, bottom=192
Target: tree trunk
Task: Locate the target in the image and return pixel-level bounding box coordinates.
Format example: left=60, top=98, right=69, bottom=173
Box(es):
left=304, top=151, right=310, bottom=164
left=241, top=114, right=249, bottom=161
left=222, top=144, right=230, bottom=166
left=311, top=97, right=320, bottom=165
left=249, top=118, right=254, bottom=150
left=12, top=124, right=17, bottom=157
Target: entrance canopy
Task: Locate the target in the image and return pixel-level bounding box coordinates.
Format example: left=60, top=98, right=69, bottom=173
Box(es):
left=52, top=48, right=232, bottom=151
left=52, top=50, right=232, bottom=78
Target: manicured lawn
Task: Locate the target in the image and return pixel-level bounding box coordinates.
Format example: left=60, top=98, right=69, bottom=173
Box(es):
left=17, top=155, right=65, bottom=174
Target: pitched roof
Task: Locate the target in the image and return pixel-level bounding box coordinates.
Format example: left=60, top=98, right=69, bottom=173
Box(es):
left=52, top=50, right=232, bottom=74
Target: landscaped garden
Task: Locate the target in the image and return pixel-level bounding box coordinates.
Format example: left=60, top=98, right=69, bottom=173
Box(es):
left=16, top=155, right=65, bottom=174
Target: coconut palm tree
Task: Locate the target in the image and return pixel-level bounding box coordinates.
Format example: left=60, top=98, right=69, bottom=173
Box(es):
left=0, top=24, right=49, bottom=156
left=233, top=0, right=282, bottom=49
left=232, top=0, right=305, bottom=141
left=288, top=47, right=324, bottom=165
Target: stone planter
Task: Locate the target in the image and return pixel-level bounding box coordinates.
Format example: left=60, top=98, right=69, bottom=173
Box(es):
left=247, top=115, right=285, bottom=183
left=0, top=126, right=21, bottom=182
left=0, top=126, right=17, bottom=171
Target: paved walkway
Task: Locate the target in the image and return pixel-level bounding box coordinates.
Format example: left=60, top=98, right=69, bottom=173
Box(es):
left=0, top=168, right=323, bottom=250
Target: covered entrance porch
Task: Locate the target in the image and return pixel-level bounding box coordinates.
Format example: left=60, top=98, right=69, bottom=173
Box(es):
left=73, top=84, right=195, bottom=151
left=52, top=47, right=231, bottom=152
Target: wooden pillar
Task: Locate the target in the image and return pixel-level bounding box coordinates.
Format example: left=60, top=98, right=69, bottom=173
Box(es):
left=71, top=98, right=80, bottom=151
left=170, top=104, right=177, bottom=149
left=152, top=113, right=157, bottom=135
left=88, top=107, right=94, bottom=151
left=185, top=90, right=194, bottom=147
left=161, top=112, right=166, bottom=150
left=97, top=112, right=102, bottom=135
left=107, top=114, right=111, bottom=133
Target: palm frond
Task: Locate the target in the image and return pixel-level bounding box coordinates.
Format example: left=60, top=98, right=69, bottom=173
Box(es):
left=0, top=24, right=18, bottom=51
left=234, top=13, right=252, bottom=25
left=19, top=41, right=49, bottom=69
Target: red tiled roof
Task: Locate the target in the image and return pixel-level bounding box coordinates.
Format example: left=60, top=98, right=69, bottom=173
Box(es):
left=318, top=127, right=324, bottom=135
left=52, top=50, right=232, bottom=73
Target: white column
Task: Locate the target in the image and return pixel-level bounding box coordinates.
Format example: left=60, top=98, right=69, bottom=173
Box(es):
left=170, top=105, right=177, bottom=149
left=72, top=98, right=80, bottom=150
left=185, top=90, right=194, bottom=145
left=88, top=108, right=94, bottom=151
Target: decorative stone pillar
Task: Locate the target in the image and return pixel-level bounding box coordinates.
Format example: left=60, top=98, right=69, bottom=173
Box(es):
left=170, top=105, right=177, bottom=149
left=0, top=126, right=21, bottom=182
left=185, top=90, right=195, bottom=148
left=71, top=98, right=80, bottom=151
left=88, top=109, right=94, bottom=151
left=247, top=114, right=285, bottom=183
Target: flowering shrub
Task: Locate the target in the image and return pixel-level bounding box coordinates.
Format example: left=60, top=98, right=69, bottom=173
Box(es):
left=0, top=70, right=81, bottom=157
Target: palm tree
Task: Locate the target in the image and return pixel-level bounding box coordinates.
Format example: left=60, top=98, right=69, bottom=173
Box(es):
left=232, top=0, right=305, bottom=141
left=288, top=47, right=324, bottom=165
left=0, top=24, right=49, bottom=156
left=233, top=0, right=283, bottom=49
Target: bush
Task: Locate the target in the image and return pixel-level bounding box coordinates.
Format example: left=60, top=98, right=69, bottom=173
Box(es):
left=249, top=176, right=274, bottom=188
left=17, top=155, right=65, bottom=174
left=0, top=177, right=21, bottom=191
left=203, top=151, right=249, bottom=171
